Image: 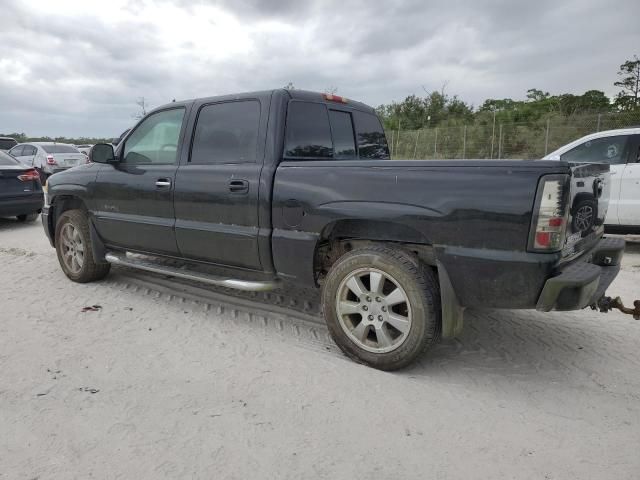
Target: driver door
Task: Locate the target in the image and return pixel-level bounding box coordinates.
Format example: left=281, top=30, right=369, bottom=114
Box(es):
left=93, top=107, right=188, bottom=256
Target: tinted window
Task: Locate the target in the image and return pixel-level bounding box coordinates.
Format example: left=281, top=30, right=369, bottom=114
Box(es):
left=190, top=101, right=260, bottom=164
left=124, top=108, right=185, bottom=165
left=285, top=101, right=332, bottom=158
left=353, top=111, right=390, bottom=159
left=9, top=145, right=24, bottom=157
left=41, top=144, right=80, bottom=154
left=0, top=151, right=19, bottom=165
left=560, top=135, right=629, bottom=164
left=22, top=145, right=37, bottom=156
left=329, top=110, right=356, bottom=159
left=0, top=138, right=18, bottom=150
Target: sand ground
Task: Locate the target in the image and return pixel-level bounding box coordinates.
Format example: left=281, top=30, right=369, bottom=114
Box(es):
left=1, top=218, right=639, bottom=479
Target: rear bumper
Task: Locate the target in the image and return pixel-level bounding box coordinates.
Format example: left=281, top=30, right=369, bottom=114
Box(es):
left=0, top=195, right=43, bottom=218
left=536, top=237, right=625, bottom=311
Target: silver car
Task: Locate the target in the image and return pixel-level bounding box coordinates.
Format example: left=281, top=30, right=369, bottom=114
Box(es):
left=8, top=142, right=87, bottom=180
left=75, top=144, right=93, bottom=157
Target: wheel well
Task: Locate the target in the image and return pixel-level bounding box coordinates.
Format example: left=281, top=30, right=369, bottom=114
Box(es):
left=313, top=220, right=436, bottom=284
left=571, top=192, right=596, bottom=213
left=49, top=196, right=88, bottom=242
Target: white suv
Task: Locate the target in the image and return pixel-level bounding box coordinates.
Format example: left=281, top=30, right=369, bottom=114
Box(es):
left=544, top=128, right=640, bottom=232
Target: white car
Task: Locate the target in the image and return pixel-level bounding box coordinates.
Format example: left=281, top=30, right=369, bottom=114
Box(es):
left=8, top=142, right=87, bottom=181
left=544, top=128, right=640, bottom=232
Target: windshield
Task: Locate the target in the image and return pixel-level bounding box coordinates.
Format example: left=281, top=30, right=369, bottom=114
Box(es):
left=0, top=139, right=18, bottom=150
left=41, top=144, right=80, bottom=154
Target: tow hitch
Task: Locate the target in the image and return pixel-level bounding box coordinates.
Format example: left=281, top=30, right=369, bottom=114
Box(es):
left=592, top=296, right=640, bottom=320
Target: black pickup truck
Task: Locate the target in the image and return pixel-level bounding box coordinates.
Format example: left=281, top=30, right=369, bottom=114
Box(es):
left=42, top=89, right=625, bottom=370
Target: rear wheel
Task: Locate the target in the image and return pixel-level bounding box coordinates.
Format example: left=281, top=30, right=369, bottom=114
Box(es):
left=55, top=209, right=110, bottom=283
left=322, top=244, right=441, bottom=370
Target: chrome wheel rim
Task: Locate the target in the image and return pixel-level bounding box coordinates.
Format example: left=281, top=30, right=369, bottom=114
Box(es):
left=574, top=205, right=594, bottom=231
left=60, top=223, right=84, bottom=274
left=335, top=267, right=412, bottom=353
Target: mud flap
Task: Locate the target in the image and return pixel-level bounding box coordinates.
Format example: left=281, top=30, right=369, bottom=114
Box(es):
left=437, top=261, right=465, bottom=338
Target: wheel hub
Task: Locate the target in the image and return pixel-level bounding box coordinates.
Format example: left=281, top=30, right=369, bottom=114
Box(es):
left=335, top=267, right=412, bottom=354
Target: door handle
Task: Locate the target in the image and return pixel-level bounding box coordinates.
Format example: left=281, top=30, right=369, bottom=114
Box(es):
left=228, top=179, right=249, bottom=193
left=155, top=178, right=172, bottom=188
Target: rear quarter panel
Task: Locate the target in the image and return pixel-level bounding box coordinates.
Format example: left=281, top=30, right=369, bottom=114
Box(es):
left=272, top=160, right=567, bottom=307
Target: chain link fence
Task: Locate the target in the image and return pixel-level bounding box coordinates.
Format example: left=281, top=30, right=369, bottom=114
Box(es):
left=388, top=111, right=640, bottom=159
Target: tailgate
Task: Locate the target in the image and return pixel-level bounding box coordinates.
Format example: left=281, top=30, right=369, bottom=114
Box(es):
left=562, top=162, right=610, bottom=259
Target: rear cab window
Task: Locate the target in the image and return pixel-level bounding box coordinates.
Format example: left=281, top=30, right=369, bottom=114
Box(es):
left=284, top=100, right=389, bottom=160
left=353, top=111, right=390, bottom=159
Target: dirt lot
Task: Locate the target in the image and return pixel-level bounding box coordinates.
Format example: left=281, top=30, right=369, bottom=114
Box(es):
left=1, top=218, right=639, bottom=479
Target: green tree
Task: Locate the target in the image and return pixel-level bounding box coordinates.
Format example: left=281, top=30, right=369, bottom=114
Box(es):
left=614, top=55, right=640, bottom=110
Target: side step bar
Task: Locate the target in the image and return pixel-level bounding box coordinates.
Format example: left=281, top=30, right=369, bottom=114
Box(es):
left=105, top=252, right=281, bottom=292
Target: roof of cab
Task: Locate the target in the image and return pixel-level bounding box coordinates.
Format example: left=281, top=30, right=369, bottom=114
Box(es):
left=150, top=89, right=377, bottom=115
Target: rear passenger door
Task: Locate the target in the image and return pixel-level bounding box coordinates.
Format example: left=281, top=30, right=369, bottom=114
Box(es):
left=173, top=98, right=266, bottom=270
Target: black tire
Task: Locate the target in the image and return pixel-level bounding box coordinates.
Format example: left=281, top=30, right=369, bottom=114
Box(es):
left=55, top=209, right=111, bottom=283
left=322, top=244, right=441, bottom=371
left=571, top=198, right=596, bottom=233
left=16, top=213, right=39, bottom=222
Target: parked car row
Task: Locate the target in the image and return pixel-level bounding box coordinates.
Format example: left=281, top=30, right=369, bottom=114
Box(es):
left=7, top=142, right=87, bottom=183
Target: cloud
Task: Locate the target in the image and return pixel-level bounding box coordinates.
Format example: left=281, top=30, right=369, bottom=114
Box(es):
left=0, top=0, right=638, bottom=136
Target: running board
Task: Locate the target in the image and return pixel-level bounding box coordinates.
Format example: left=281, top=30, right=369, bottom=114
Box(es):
left=105, top=252, right=281, bottom=292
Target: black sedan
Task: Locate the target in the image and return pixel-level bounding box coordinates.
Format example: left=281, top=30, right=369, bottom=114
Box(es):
left=0, top=150, right=43, bottom=222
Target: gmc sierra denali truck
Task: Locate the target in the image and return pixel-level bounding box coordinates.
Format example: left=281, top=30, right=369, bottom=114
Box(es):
left=42, top=89, right=625, bottom=370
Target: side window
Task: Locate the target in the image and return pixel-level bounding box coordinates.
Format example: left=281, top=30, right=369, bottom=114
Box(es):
left=284, top=101, right=333, bottom=158
left=353, top=111, right=390, bottom=159
left=190, top=100, right=260, bottom=164
left=23, top=145, right=36, bottom=156
left=9, top=145, right=24, bottom=157
left=329, top=110, right=356, bottom=159
left=560, top=135, right=629, bottom=164
left=123, top=108, right=185, bottom=165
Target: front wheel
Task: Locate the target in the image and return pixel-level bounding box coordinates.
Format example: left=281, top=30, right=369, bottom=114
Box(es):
left=322, top=245, right=441, bottom=370
left=55, top=209, right=111, bottom=283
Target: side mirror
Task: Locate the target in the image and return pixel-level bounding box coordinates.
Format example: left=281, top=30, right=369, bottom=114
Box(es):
left=89, top=143, right=117, bottom=164
left=547, top=154, right=561, bottom=161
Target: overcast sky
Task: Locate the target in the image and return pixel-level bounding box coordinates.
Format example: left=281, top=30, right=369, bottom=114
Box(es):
left=1, top=0, right=639, bottom=138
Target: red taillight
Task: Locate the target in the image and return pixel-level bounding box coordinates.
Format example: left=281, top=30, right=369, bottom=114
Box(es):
left=528, top=175, right=569, bottom=252
left=322, top=93, right=348, bottom=104
left=46, top=155, right=56, bottom=165
left=17, top=169, right=41, bottom=182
